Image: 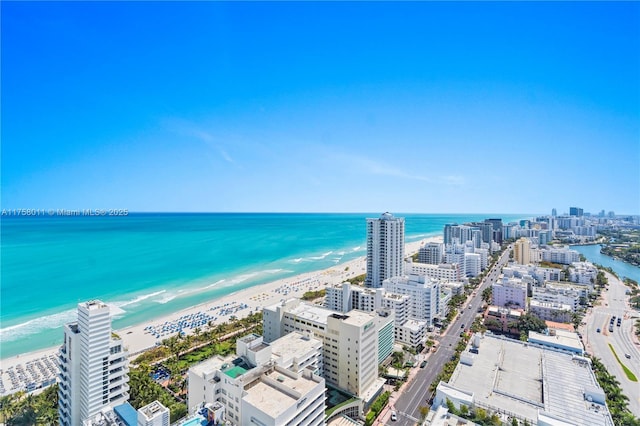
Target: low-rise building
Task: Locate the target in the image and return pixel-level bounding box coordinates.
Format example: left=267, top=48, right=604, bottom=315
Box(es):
left=529, top=300, right=573, bottom=323
left=482, top=306, right=523, bottom=334
left=569, top=262, right=598, bottom=286
left=432, top=334, right=614, bottom=425
left=528, top=329, right=584, bottom=355
left=532, top=283, right=582, bottom=312
left=83, top=402, right=167, bottom=426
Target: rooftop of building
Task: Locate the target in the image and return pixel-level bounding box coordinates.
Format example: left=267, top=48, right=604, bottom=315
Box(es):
left=288, top=302, right=334, bottom=325
left=545, top=321, right=575, bottom=332
left=486, top=306, right=524, bottom=317
left=242, top=368, right=321, bottom=419
left=528, top=330, right=583, bottom=353
left=269, top=332, right=322, bottom=362
left=338, top=310, right=376, bottom=327
left=544, top=281, right=590, bottom=289
left=190, top=355, right=253, bottom=380
left=384, top=274, right=439, bottom=287
left=401, top=319, right=427, bottom=331
left=383, top=292, right=409, bottom=301
left=446, top=333, right=612, bottom=425
left=138, top=400, right=168, bottom=420
left=111, top=403, right=136, bottom=425
left=493, top=276, right=527, bottom=288
left=529, top=300, right=573, bottom=310
left=85, top=300, right=108, bottom=309
left=238, top=333, right=262, bottom=344
left=223, top=365, right=248, bottom=379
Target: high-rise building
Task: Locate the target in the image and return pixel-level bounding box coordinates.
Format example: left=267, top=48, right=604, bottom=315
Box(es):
left=443, top=223, right=458, bottom=245
left=262, top=300, right=385, bottom=403
left=58, top=300, right=129, bottom=426
left=444, top=224, right=477, bottom=245
left=513, top=238, right=531, bottom=265
left=418, top=242, right=443, bottom=264
left=365, top=212, right=405, bottom=288
left=323, top=283, right=425, bottom=350
left=552, top=208, right=557, bottom=217
left=569, top=207, right=584, bottom=217
left=484, top=218, right=503, bottom=244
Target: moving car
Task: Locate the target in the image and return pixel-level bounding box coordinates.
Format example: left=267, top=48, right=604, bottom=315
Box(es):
left=625, top=353, right=631, bottom=359
left=596, top=328, right=601, bottom=333
left=390, top=411, right=398, bottom=421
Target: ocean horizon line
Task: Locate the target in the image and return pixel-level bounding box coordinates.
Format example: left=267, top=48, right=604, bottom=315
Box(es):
left=3, top=211, right=540, bottom=216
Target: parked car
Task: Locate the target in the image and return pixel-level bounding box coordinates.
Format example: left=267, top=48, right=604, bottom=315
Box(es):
left=391, top=411, right=398, bottom=421
left=420, top=360, right=428, bottom=368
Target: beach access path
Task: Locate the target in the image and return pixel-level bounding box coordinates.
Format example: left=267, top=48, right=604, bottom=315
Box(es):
left=0, top=237, right=439, bottom=396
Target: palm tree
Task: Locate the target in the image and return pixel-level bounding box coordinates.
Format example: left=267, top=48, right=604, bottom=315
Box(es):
left=0, top=394, right=17, bottom=423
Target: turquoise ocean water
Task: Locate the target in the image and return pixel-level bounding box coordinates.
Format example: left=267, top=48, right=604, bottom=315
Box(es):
left=0, top=213, right=525, bottom=358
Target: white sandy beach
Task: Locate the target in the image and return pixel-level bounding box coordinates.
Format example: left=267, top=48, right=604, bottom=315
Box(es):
left=0, top=237, right=440, bottom=395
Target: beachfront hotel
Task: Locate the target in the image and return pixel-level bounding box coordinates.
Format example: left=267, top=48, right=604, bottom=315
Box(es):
left=58, top=300, right=129, bottom=426
left=187, top=332, right=326, bottom=426
left=365, top=212, right=405, bottom=288
left=263, top=299, right=386, bottom=407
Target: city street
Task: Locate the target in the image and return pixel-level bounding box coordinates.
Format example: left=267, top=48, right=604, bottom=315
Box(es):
left=582, top=272, right=640, bottom=416
left=387, top=247, right=512, bottom=425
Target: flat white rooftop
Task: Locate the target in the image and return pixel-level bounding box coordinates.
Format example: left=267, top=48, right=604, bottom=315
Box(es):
left=288, top=303, right=334, bottom=325
left=270, top=332, right=321, bottom=361
left=528, top=330, right=583, bottom=354
left=339, top=310, right=376, bottom=327
left=446, top=334, right=613, bottom=425
left=402, top=319, right=426, bottom=332
left=190, top=355, right=234, bottom=378
left=242, top=369, right=319, bottom=419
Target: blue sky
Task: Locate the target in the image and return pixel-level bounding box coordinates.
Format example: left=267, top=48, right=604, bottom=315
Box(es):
left=2, top=2, right=639, bottom=214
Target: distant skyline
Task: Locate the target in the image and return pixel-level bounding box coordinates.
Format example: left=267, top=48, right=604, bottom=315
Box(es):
left=2, top=2, right=639, bottom=214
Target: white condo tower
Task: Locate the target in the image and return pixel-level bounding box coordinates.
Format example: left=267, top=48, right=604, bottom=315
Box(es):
left=365, top=212, right=405, bottom=288
left=58, top=300, right=129, bottom=426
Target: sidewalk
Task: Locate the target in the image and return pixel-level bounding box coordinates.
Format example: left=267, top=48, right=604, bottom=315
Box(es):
left=376, top=346, right=438, bottom=425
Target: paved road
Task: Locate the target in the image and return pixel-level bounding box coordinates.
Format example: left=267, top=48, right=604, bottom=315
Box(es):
left=391, top=247, right=512, bottom=426
left=583, top=272, right=640, bottom=416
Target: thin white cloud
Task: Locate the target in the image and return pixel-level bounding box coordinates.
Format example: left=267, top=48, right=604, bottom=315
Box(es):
left=164, top=118, right=236, bottom=165
left=330, top=150, right=464, bottom=186
left=219, top=148, right=234, bottom=164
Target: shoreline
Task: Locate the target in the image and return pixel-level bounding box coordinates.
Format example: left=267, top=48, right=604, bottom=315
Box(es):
left=0, top=236, right=441, bottom=395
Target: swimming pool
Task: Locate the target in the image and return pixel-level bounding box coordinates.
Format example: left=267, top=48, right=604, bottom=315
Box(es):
left=179, top=416, right=205, bottom=426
